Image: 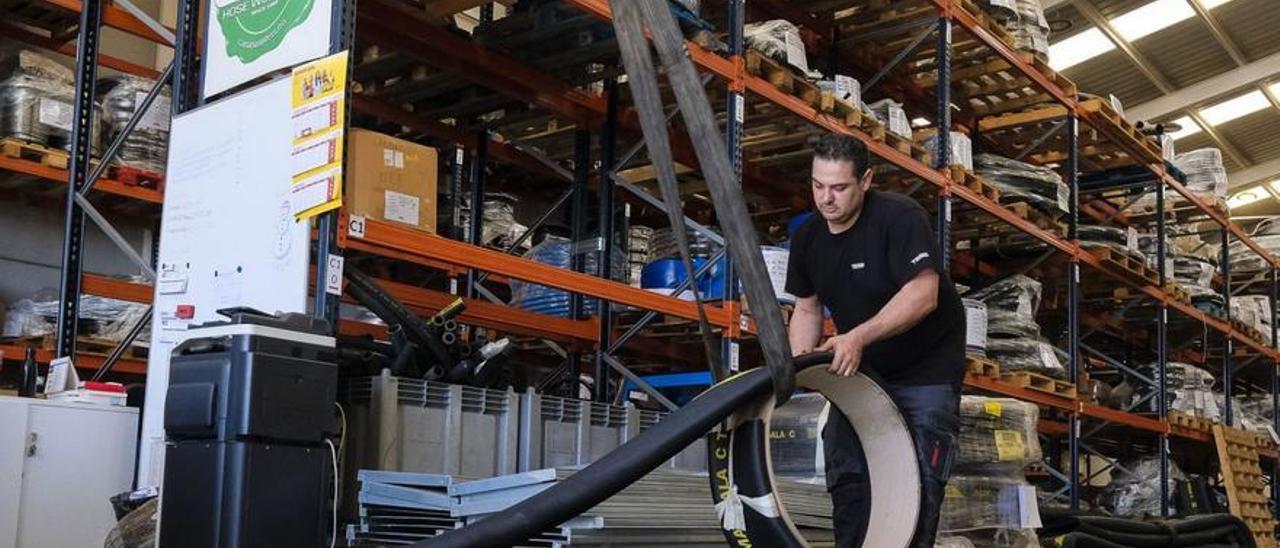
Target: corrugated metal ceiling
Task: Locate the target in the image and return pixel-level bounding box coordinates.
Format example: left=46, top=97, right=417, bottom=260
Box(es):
left=1044, top=0, right=1280, bottom=197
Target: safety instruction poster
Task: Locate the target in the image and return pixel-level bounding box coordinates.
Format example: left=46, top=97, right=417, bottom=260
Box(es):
left=289, top=50, right=347, bottom=219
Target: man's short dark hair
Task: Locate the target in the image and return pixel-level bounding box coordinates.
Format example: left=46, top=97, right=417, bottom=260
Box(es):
left=812, top=133, right=869, bottom=174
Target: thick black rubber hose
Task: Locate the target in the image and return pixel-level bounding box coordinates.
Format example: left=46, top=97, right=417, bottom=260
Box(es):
left=416, top=353, right=834, bottom=548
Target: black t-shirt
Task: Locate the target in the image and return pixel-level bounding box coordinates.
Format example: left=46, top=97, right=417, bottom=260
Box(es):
left=786, top=190, right=965, bottom=386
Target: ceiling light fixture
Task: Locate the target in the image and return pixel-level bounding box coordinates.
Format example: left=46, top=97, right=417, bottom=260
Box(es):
left=1200, top=90, right=1270, bottom=125
left=1167, top=115, right=1203, bottom=140
left=1048, top=28, right=1115, bottom=70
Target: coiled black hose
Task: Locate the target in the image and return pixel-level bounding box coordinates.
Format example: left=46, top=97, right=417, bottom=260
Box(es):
left=1040, top=509, right=1256, bottom=548
left=415, top=353, right=836, bottom=548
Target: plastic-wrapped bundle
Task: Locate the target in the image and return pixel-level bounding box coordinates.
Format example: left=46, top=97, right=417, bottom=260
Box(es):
left=974, top=153, right=1068, bottom=216
left=743, top=20, right=815, bottom=76
left=1231, top=295, right=1272, bottom=343
left=940, top=475, right=1042, bottom=533
left=1011, top=0, right=1050, bottom=57
left=1173, top=149, right=1227, bottom=202
left=510, top=235, right=623, bottom=317
left=976, top=0, right=1049, bottom=58
left=1139, top=362, right=1219, bottom=420
left=867, top=98, right=912, bottom=140
left=1103, top=457, right=1186, bottom=517
left=1227, top=234, right=1280, bottom=272
left=957, top=397, right=1042, bottom=469
left=984, top=309, right=1038, bottom=340
left=970, top=275, right=1042, bottom=319
left=459, top=193, right=526, bottom=251
left=648, top=227, right=717, bottom=261
left=0, top=49, right=103, bottom=155
left=816, top=74, right=861, bottom=110
left=98, top=74, right=170, bottom=174
left=939, top=529, right=1039, bottom=548
left=627, top=226, right=654, bottom=286
left=2, top=290, right=149, bottom=343
left=1168, top=254, right=1216, bottom=297
left=923, top=131, right=973, bottom=171
left=1233, top=394, right=1277, bottom=439
left=986, top=338, right=1066, bottom=379
left=935, top=537, right=977, bottom=548
left=1078, top=225, right=1146, bottom=265
left=1193, top=292, right=1227, bottom=319
left=768, top=393, right=827, bottom=481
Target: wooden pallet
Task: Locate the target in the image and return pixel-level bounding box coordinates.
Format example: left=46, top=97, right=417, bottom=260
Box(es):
left=818, top=92, right=862, bottom=127
left=965, top=354, right=1000, bottom=378
left=107, top=165, right=164, bottom=189
left=745, top=50, right=821, bottom=108
left=1163, top=281, right=1192, bottom=305
left=1089, top=246, right=1160, bottom=285
left=1000, top=371, right=1077, bottom=399
left=1214, top=425, right=1278, bottom=548
left=0, top=136, right=69, bottom=169
left=883, top=130, right=933, bottom=165
left=949, top=166, right=1001, bottom=202
left=1231, top=318, right=1268, bottom=346
left=1168, top=410, right=1210, bottom=432
left=38, top=335, right=149, bottom=360
left=976, top=103, right=1151, bottom=172
left=1003, top=201, right=1063, bottom=233
left=1078, top=98, right=1162, bottom=165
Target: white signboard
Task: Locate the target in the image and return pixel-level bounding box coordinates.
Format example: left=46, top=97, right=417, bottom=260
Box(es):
left=203, top=0, right=334, bottom=98
left=138, top=76, right=311, bottom=487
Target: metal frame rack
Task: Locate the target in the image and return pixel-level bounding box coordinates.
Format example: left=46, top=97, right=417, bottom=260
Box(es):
left=6, top=0, right=1280, bottom=520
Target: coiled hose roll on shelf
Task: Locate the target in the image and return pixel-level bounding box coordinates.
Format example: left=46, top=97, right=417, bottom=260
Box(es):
left=1039, top=509, right=1256, bottom=548
left=417, top=352, right=921, bottom=548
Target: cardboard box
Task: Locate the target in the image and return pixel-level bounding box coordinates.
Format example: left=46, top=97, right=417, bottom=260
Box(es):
left=347, top=128, right=438, bottom=233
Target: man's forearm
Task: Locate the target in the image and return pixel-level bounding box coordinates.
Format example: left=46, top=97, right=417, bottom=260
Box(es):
left=789, top=302, right=824, bottom=354
left=852, top=273, right=938, bottom=344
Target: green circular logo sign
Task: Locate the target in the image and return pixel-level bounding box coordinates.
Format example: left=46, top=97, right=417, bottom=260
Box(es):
left=215, top=0, right=316, bottom=63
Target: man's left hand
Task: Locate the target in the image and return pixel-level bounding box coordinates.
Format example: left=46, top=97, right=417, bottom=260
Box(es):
left=816, top=329, right=867, bottom=377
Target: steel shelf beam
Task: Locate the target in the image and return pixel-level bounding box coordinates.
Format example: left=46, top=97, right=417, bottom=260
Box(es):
left=351, top=218, right=735, bottom=328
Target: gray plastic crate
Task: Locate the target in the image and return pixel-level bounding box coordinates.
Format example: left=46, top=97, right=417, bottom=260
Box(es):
left=517, top=390, right=640, bottom=471
left=636, top=408, right=708, bottom=474
left=341, top=371, right=519, bottom=483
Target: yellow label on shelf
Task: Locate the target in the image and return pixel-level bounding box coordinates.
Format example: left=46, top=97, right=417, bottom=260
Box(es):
left=994, top=430, right=1025, bottom=461
left=984, top=400, right=1002, bottom=418
left=945, top=485, right=962, bottom=499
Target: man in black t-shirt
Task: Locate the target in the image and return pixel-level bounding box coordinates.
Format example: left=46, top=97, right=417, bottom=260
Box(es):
left=786, top=134, right=964, bottom=548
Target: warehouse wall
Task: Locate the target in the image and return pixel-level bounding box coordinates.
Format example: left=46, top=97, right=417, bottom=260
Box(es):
left=0, top=201, right=152, bottom=307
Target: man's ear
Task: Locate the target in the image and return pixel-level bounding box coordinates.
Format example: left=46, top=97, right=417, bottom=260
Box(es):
left=860, top=167, right=874, bottom=190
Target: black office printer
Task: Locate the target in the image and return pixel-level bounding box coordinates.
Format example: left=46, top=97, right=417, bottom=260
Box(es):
left=159, top=308, right=337, bottom=548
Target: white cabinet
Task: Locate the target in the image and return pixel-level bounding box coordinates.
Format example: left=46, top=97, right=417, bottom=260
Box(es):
left=0, top=397, right=139, bottom=548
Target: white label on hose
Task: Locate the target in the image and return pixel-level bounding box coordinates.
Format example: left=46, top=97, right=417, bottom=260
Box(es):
left=1018, top=485, right=1043, bottom=528
left=783, top=31, right=809, bottom=74
left=38, top=98, right=73, bottom=132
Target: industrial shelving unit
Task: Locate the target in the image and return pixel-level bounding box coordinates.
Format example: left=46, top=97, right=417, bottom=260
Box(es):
left=6, top=0, right=1280, bottom=521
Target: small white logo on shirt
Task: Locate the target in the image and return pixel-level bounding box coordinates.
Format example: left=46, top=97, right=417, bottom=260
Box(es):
left=911, top=252, right=930, bottom=265
left=850, top=262, right=866, bottom=270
